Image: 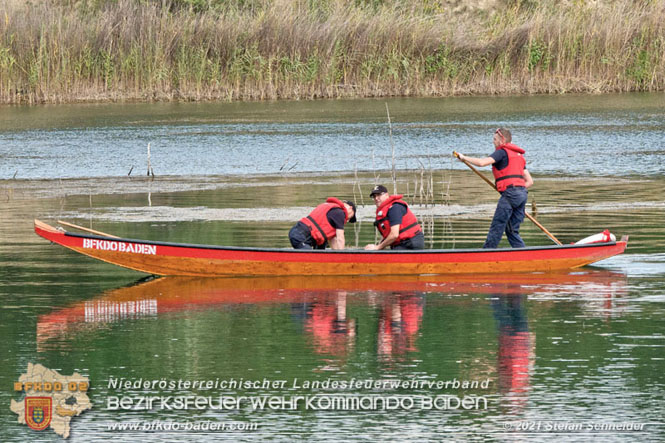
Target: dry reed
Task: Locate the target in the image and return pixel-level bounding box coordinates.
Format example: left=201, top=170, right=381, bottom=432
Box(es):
left=0, top=0, right=663, bottom=104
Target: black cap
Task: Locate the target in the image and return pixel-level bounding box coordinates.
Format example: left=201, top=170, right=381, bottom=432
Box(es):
left=343, top=200, right=357, bottom=223
left=369, top=185, right=388, bottom=197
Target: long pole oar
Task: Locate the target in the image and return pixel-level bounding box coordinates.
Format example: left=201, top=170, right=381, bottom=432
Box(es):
left=453, top=151, right=563, bottom=246
left=57, top=220, right=119, bottom=238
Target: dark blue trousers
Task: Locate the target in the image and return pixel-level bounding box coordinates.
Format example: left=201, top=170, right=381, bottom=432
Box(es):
left=289, top=221, right=327, bottom=249
left=483, top=187, right=527, bottom=249
left=391, top=231, right=425, bottom=250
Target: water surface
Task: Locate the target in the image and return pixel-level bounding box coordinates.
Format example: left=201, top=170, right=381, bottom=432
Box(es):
left=1, top=94, right=664, bottom=179
left=1, top=95, right=664, bottom=441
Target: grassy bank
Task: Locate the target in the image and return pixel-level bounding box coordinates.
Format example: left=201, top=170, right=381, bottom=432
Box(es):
left=0, top=0, right=663, bottom=104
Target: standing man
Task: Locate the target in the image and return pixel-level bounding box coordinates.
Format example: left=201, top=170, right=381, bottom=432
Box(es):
left=457, top=128, right=534, bottom=248
left=364, top=185, right=424, bottom=250
left=289, top=198, right=357, bottom=250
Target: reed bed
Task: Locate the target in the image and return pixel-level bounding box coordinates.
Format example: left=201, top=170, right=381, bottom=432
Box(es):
left=0, top=0, right=663, bottom=104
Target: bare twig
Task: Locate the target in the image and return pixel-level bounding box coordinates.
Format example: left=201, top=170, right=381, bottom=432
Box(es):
left=385, top=103, right=397, bottom=194
left=279, top=156, right=290, bottom=171
left=371, top=146, right=378, bottom=185
left=353, top=162, right=365, bottom=206
left=416, top=158, right=426, bottom=207
left=428, top=153, right=434, bottom=204
left=147, top=143, right=151, bottom=176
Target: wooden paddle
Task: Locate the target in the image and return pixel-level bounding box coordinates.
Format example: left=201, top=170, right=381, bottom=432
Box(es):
left=453, top=151, right=563, bottom=246
left=57, top=220, right=119, bottom=238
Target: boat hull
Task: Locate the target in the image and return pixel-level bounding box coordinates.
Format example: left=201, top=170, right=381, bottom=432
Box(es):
left=34, top=220, right=627, bottom=277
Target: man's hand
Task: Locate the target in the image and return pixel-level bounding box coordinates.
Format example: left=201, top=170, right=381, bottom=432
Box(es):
left=365, top=225, right=400, bottom=251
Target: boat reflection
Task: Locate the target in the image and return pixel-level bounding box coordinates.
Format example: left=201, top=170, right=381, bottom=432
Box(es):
left=37, top=270, right=627, bottom=365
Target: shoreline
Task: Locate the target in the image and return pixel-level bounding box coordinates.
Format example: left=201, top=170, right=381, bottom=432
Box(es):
left=1, top=0, right=663, bottom=105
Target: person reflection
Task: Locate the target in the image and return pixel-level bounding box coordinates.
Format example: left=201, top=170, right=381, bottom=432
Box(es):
left=491, top=291, right=534, bottom=410
left=377, top=292, right=424, bottom=358
left=298, top=291, right=356, bottom=356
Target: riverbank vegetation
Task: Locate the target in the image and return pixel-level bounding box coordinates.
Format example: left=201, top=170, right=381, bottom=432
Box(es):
left=0, top=0, right=663, bottom=103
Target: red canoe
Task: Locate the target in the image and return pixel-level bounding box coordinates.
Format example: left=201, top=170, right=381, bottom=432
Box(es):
left=34, top=219, right=628, bottom=277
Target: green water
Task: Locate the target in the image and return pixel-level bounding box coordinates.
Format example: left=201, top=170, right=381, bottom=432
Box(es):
left=1, top=95, right=665, bottom=441
left=2, top=175, right=664, bottom=441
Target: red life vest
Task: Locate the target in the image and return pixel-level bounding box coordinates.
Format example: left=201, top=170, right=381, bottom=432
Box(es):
left=300, top=197, right=350, bottom=245
left=374, top=195, right=421, bottom=245
left=492, top=143, right=526, bottom=192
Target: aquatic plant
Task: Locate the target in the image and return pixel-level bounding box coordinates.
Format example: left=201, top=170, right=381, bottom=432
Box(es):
left=0, top=0, right=663, bottom=103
